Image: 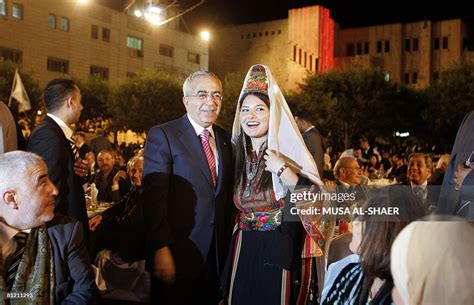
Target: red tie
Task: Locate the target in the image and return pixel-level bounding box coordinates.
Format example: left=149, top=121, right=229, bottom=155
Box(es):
left=200, top=130, right=217, bottom=187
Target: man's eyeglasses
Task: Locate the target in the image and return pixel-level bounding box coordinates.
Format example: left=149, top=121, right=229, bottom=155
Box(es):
left=343, top=167, right=362, bottom=171
left=187, top=92, right=223, bottom=102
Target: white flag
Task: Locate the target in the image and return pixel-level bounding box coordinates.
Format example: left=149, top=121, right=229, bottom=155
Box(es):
left=8, top=68, right=31, bottom=113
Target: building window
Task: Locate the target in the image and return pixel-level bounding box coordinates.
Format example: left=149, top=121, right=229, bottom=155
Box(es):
left=246, top=34, right=250, bottom=39
left=102, top=28, right=110, bottom=42
left=91, top=25, right=98, bottom=39
left=265, top=31, right=268, bottom=36
left=187, top=52, right=200, bottom=64
left=90, top=65, right=109, bottom=80
left=48, top=14, right=56, bottom=29
left=364, top=42, right=369, bottom=54
left=376, top=41, right=382, bottom=53
left=356, top=43, right=362, bottom=55
left=159, top=44, right=174, bottom=58
left=346, top=43, right=355, bottom=56
left=404, top=73, right=410, bottom=84
left=293, top=45, right=297, bottom=62
left=12, top=3, right=22, bottom=19
left=298, top=48, right=302, bottom=65
left=47, top=57, right=69, bottom=73
left=259, top=32, right=262, bottom=37
left=0, top=0, right=6, bottom=16
left=413, top=38, right=419, bottom=51
left=405, top=39, right=411, bottom=52
left=60, top=17, right=69, bottom=32
left=304, top=51, right=307, bottom=67
left=278, top=30, right=281, bottom=34
left=434, top=37, right=440, bottom=50
left=253, top=33, right=256, bottom=38
left=442, top=36, right=448, bottom=49
left=271, top=31, right=275, bottom=35
left=384, top=40, right=390, bottom=52
left=309, top=54, right=313, bottom=71
left=127, top=36, right=143, bottom=50
left=0, top=47, right=22, bottom=64
left=433, top=72, right=439, bottom=81
left=412, top=72, right=418, bottom=84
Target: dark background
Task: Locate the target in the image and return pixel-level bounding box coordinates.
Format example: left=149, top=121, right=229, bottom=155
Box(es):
left=99, top=0, right=472, bottom=33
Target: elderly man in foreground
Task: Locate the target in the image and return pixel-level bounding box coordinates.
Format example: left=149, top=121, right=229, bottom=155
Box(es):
left=0, top=151, right=96, bottom=304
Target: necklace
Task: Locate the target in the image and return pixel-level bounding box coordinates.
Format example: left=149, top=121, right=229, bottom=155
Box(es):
left=242, top=140, right=266, bottom=198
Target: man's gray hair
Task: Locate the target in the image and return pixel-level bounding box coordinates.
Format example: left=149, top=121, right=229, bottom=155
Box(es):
left=182, top=71, right=221, bottom=96
left=333, top=156, right=357, bottom=179
left=127, top=155, right=144, bottom=173
left=0, top=151, right=43, bottom=190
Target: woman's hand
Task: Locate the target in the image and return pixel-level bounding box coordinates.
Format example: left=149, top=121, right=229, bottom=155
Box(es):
left=88, top=215, right=103, bottom=231
left=264, top=149, right=286, bottom=174
left=264, top=149, right=299, bottom=185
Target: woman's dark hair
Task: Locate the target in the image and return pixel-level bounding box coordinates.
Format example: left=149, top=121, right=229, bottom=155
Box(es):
left=234, top=92, right=272, bottom=193
left=356, top=188, right=427, bottom=304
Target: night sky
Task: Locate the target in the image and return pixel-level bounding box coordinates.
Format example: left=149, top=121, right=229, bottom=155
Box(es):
left=99, top=0, right=472, bottom=33
left=183, top=0, right=472, bottom=32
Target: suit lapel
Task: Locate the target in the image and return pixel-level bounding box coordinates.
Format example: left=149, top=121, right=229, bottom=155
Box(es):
left=214, top=128, right=229, bottom=195
left=45, top=116, right=74, bottom=159
left=178, top=116, right=215, bottom=189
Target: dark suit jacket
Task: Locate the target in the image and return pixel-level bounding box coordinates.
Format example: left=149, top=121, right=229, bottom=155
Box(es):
left=78, top=143, right=91, bottom=159
left=142, top=115, right=234, bottom=278
left=47, top=215, right=97, bottom=304
left=302, top=127, right=324, bottom=174
left=27, top=116, right=88, bottom=229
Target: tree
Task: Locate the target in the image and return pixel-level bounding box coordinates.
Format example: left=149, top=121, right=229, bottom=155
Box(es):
left=0, top=60, right=42, bottom=115
left=423, top=62, right=474, bottom=145
left=293, top=64, right=423, bottom=149
left=218, top=72, right=245, bottom=131
left=74, top=76, right=110, bottom=121
left=109, top=70, right=184, bottom=133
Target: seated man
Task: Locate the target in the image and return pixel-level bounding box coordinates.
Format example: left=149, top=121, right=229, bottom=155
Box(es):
left=88, top=155, right=145, bottom=262
left=94, top=149, right=120, bottom=202
left=0, top=151, right=97, bottom=304
left=406, top=153, right=439, bottom=212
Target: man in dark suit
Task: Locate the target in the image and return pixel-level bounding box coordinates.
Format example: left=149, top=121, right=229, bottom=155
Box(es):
left=27, top=79, right=89, bottom=231
left=295, top=110, right=325, bottom=174
left=406, top=153, right=439, bottom=213
left=143, top=71, right=234, bottom=305
left=73, top=130, right=91, bottom=159
left=0, top=151, right=97, bottom=304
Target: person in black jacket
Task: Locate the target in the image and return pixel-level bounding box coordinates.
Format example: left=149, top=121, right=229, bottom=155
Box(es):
left=27, top=79, right=89, bottom=233
left=88, top=155, right=145, bottom=262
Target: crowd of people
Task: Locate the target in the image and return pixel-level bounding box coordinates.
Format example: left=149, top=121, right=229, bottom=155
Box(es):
left=1, top=64, right=473, bottom=305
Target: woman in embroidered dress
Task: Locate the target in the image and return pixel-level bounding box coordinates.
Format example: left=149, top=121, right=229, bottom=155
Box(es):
left=222, top=64, right=324, bottom=305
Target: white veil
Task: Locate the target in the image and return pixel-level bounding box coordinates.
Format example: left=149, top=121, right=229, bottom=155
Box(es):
left=231, top=64, right=324, bottom=200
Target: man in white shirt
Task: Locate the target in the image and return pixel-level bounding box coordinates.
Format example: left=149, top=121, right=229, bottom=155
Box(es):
left=27, top=79, right=89, bottom=232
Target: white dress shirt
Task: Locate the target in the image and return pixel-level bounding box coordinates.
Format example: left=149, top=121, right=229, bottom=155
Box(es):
left=186, top=114, right=219, bottom=176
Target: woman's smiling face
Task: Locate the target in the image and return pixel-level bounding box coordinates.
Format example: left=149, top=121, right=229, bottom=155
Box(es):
left=239, top=94, right=270, bottom=140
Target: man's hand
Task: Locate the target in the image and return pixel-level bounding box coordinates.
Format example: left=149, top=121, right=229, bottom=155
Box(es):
left=88, top=215, right=103, bottom=231
left=74, top=158, right=89, bottom=177
left=153, top=246, right=176, bottom=284
left=113, top=170, right=128, bottom=185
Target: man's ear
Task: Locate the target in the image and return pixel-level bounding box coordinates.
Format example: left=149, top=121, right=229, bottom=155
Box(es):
left=182, top=96, right=188, bottom=107
left=66, top=96, right=73, bottom=108
left=3, top=191, right=18, bottom=209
